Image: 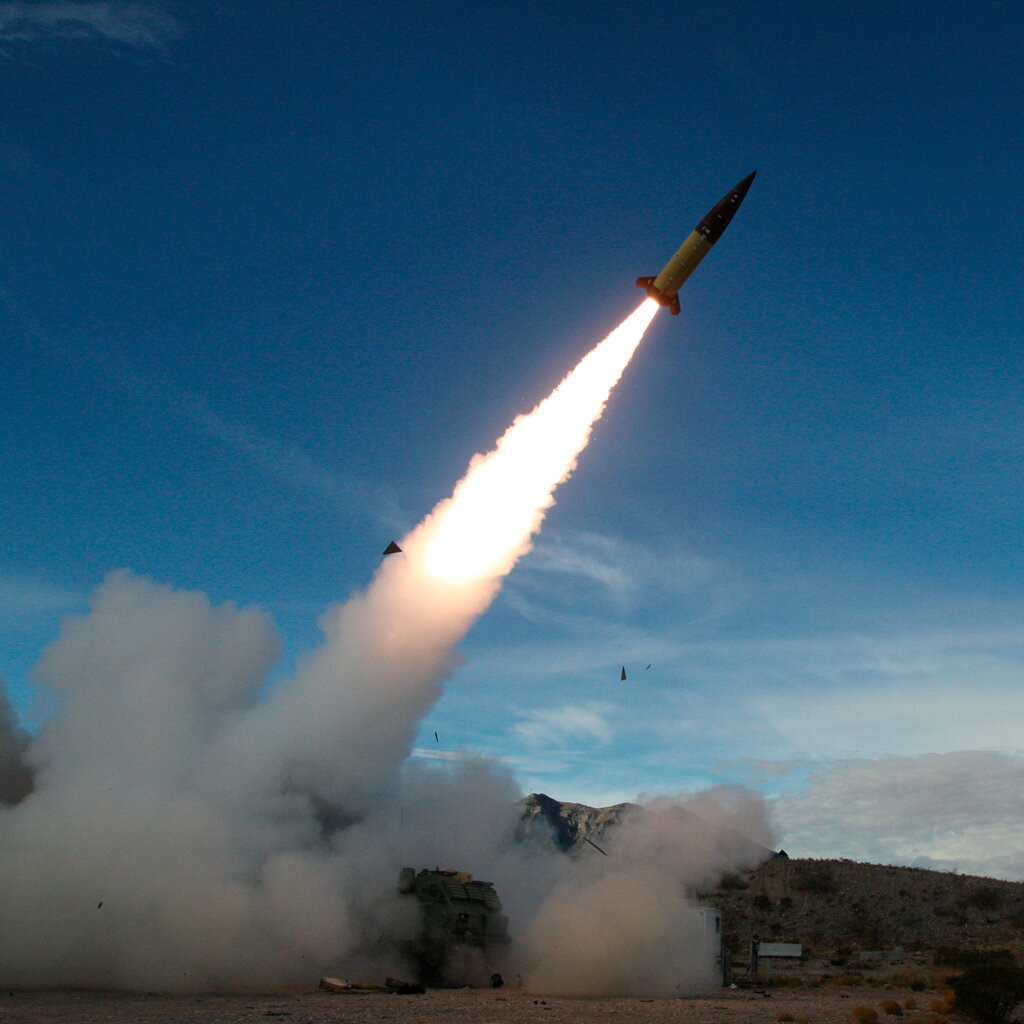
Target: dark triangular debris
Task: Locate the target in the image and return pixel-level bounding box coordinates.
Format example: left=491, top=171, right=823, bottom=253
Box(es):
left=383, top=541, right=402, bottom=555
left=620, top=666, right=627, bottom=681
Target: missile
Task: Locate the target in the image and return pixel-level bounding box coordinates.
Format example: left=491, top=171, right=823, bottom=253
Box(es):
left=636, top=171, right=756, bottom=315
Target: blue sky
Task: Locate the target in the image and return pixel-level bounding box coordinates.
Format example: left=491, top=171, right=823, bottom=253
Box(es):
left=2, top=1, right=1023, bottom=876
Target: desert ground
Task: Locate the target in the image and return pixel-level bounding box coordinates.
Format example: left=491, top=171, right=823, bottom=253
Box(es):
left=0, top=982, right=952, bottom=1024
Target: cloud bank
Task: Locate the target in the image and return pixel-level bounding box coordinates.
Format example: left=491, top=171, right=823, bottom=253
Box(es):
left=0, top=2, right=181, bottom=48
left=774, top=751, right=1024, bottom=879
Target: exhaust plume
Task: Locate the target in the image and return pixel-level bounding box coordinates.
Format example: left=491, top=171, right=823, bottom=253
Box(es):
left=0, top=298, right=773, bottom=992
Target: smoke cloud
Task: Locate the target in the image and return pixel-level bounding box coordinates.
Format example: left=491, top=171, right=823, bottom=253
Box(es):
left=0, top=685, right=33, bottom=804
left=522, top=790, right=773, bottom=996
left=0, top=301, right=773, bottom=992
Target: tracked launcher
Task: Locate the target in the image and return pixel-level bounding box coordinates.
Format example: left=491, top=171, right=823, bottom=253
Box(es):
left=398, top=867, right=510, bottom=987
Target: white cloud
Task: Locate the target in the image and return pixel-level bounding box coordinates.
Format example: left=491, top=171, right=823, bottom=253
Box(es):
left=740, top=625, right=1024, bottom=757
left=774, top=751, right=1024, bottom=879
left=525, top=533, right=636, bottom=605
left=518, top=530, right=742, bottom=619
left=511, top=701, right=616, bottom=749
left=181, top=395, right=405, bottom=529
left=408, top=746, right=469, bottom=763
left=0, top=2, right=180, bottom=48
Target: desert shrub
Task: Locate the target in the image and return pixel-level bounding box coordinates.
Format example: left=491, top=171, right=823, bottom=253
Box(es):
left=777, top=1014, right=795, bottom=1021
left=850, top=1006, right=879, bottom=1024
left=780, top=896, right=793, bottom=908
left=825, top=974, right=869, bottom=988
left=720, top=872, right=750, bottom=891
left=935, top=948, right=1014, bottom=968
left=910, top=981, right=927, bottom=992
left=929, top=999, right=951, bottom=1013
left=962, top=886, right=1005, bottom=912
left=879, top=999, right=903, bottom=1015
left=851, top=916, right=885, bottom=949
left=950, top=962, right=1024, bottom=1024
left=752, top=894, right=773, bottom=911
left=904, top=998, right=917, bottom=1010
left=793, top=864, right=837, bottom=894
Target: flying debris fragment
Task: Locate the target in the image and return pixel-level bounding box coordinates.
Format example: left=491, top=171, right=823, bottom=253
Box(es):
left=620, top=666, right=627, bottom=681
left=434, top=731, right=438, bottom=743
left=383, top=541, right=403, bottom=556
left=636, top=171, right=756, bottom=314
left=583, top=836, right=608, bottom=856
left=645, top=664, right=651, bottom=670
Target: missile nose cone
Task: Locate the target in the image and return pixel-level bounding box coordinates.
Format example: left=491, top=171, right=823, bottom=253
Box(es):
left=734, top=171, right=757, bottom=201
left=696, top=170, right=758, bottom=245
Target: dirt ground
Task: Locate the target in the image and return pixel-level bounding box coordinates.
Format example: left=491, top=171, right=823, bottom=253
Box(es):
left=0, top=984, right=949, bottom=1024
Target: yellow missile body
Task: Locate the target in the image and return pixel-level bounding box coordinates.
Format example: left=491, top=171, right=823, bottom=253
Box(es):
left=636, top=171, right=756, bottom=314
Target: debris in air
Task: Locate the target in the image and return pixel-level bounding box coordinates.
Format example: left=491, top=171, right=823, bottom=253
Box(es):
left=383, top=541, right=403, bottom=556
left=620, top=666, right=627, bottom=681
left=583, top=836, right=608, bottom=856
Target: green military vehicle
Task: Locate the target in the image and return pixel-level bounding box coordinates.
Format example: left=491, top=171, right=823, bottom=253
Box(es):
left=398, top=867, right=509, bottom=986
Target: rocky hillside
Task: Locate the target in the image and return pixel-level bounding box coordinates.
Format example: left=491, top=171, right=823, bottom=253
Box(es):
left=520, top=793, right=1024, bottom=963
left=518, top=792, right=635, bottom=850
left=705, top=856, right=1024, bottom=962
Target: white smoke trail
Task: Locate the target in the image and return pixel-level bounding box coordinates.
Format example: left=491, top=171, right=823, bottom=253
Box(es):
left=0, top=297, right=773, bottom=993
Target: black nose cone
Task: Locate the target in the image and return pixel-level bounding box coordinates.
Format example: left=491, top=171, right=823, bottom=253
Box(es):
left=697, top=170, right=757, bottom=243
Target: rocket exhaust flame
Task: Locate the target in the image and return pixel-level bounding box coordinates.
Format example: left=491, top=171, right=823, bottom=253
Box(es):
left=409, top=299, right=660, bottom=586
